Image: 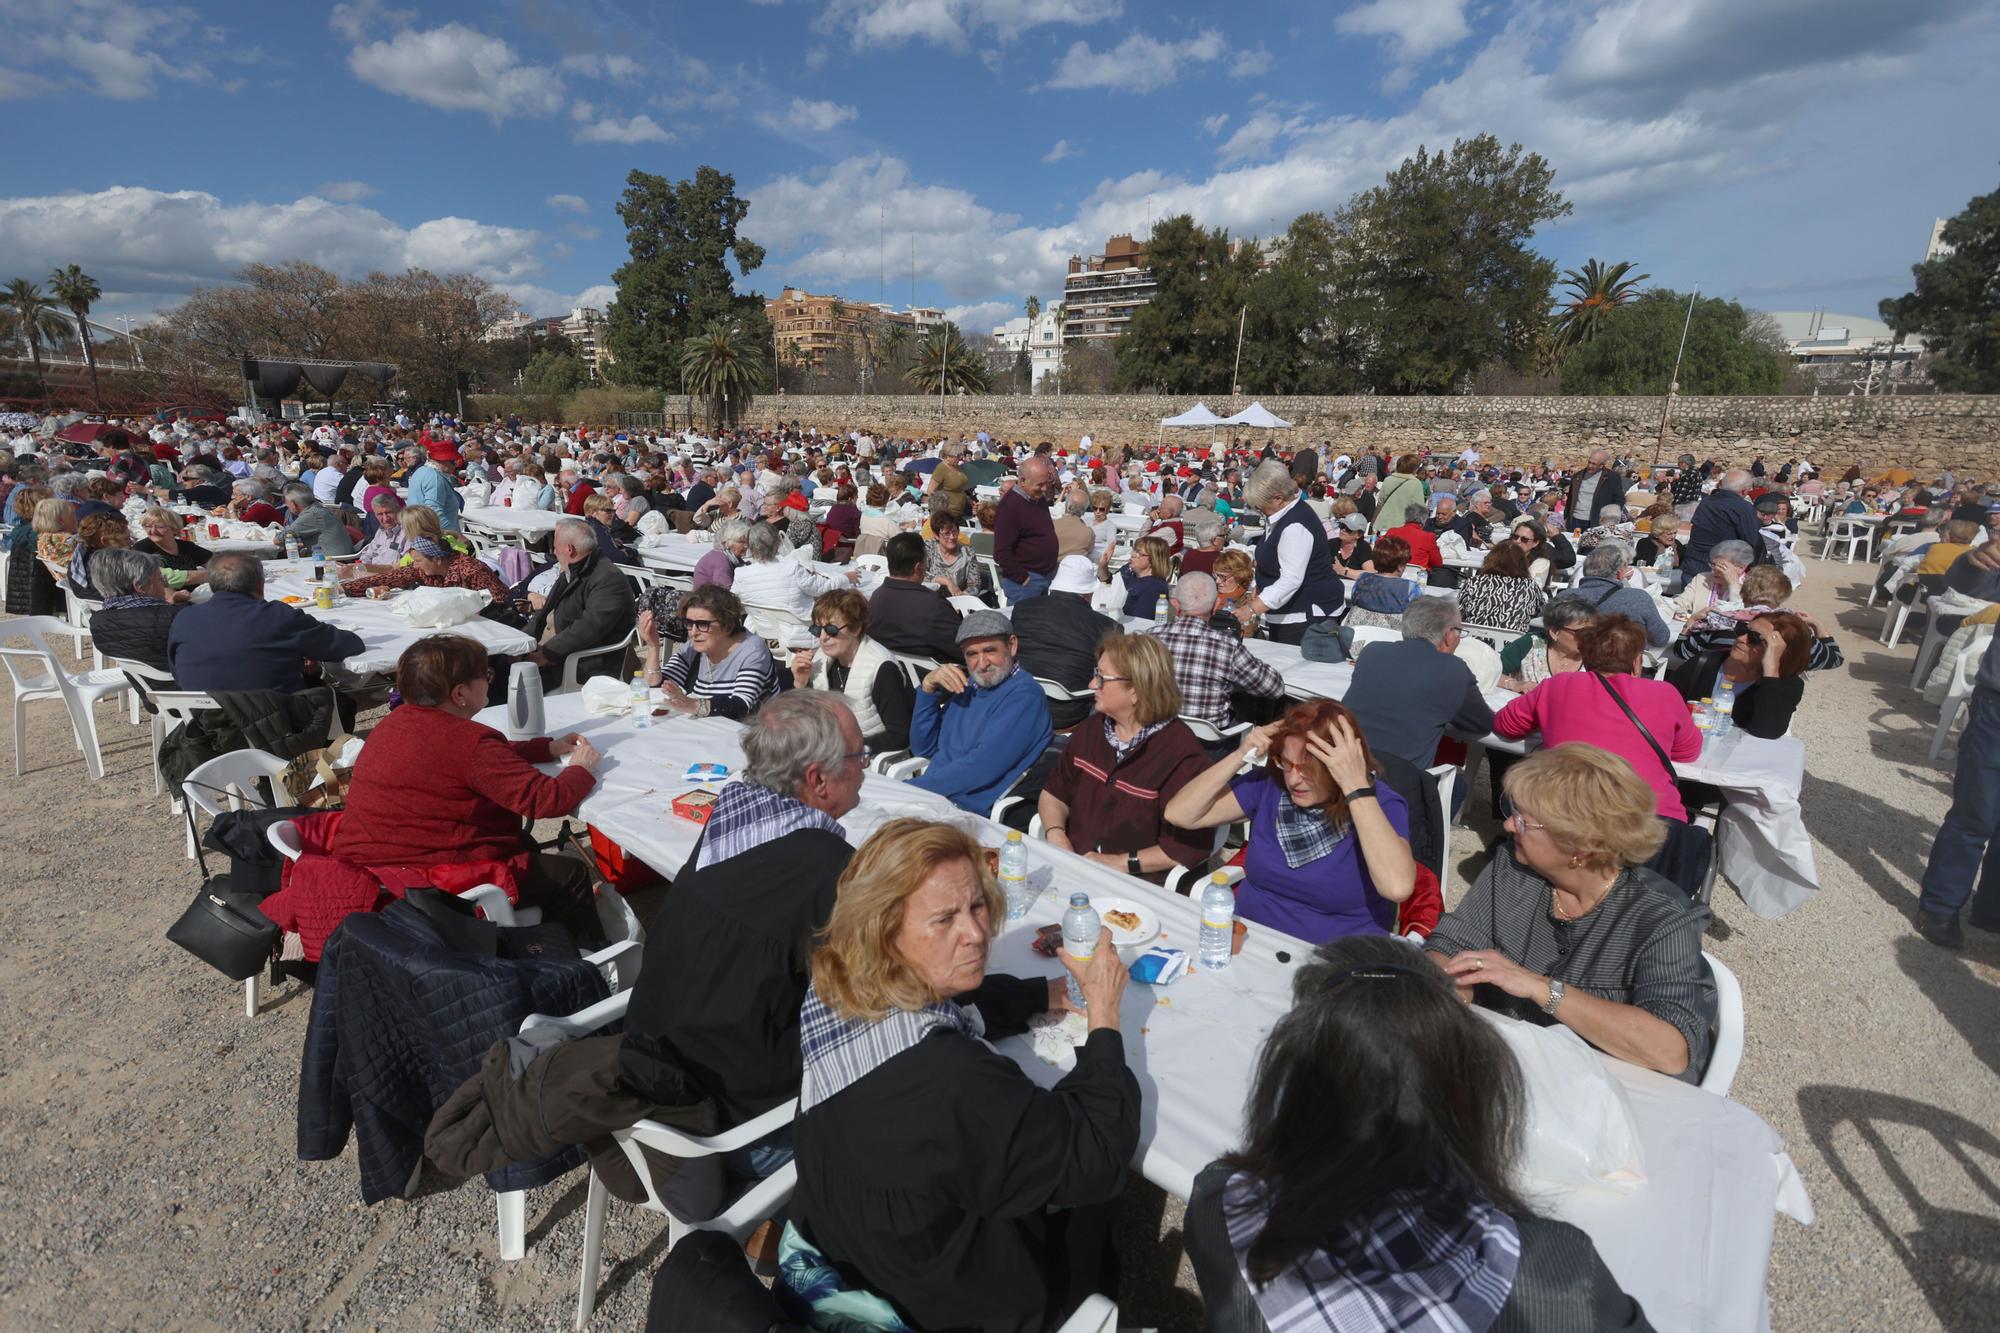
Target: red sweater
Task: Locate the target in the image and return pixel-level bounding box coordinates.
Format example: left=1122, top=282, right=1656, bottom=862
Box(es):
left=331, top=705, right=594, bottom=878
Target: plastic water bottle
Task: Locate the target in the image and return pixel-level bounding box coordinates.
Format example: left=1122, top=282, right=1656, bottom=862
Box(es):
left=1154, top=593, right=1170, bottom=622
left=1062, top=892, right=1101, bottom=1009
left=284, top=534, right=301, bottom=563
left=1198, top=873, right=1236, bottom=971
left=1711, top=692, right=1736, bottom=739
left=999, top=831, right=1031, bottom=920
left=1692, top=698, right=1715, bottom=745
left=311, top=545, right=325, bottom=582
left=630, top=671, right=651, bottom=728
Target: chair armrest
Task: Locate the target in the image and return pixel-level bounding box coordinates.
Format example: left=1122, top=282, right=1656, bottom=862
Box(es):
left=1163, top=844, right=1236, bottom=897
left=883, top=754, right=930, bottom=781
left=625, top=1096, right=800, bottom=1156
left=869, top=748, right=912, bottom=776
left=520, top=987, right=633, bottom=1038
left=583, top=939, right=642, bottom=991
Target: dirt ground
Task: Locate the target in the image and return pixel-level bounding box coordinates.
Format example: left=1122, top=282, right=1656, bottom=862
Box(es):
left=0, top=556, right=1994, bottom=1330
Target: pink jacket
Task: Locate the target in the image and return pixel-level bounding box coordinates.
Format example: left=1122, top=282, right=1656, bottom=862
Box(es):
left=1493, top=670, right=1701, bottom=820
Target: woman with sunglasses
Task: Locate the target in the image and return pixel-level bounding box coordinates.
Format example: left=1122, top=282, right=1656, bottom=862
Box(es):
left=639, top=582, right=779, bottom=720
left=1426, top=743, right=1713, bottom=1082
left=1508, top=516, right=1568, bottom=584
left=790, top=588, right=914, bottom=752
left=1665, top=610, right=1811, bottom=740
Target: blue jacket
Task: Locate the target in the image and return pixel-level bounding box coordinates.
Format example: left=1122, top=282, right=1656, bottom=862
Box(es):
left=1681, top=490, right=1764, bottom=579
left=168, top=591, right=366, bottom=693
left=908, top=665, right=1053, bottom=814
left=406, top=463, right=464, bottom=532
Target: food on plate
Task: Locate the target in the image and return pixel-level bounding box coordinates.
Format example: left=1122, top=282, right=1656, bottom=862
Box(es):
left=278, top=595, right=306, bottom=604
left=1103, top=908, right=1143, bottom=933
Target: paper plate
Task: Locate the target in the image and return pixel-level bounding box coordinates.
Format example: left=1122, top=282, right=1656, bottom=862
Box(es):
left=1090, top=895, right=1161, bottom=950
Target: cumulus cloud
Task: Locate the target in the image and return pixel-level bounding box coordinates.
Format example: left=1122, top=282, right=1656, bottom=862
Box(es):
left=1334, top=0, right=1471, bottom=62
left=815, top=0, right=1124, bottom=51
left=946, top=300, right=1022, bottom=333
left=1201, top=113, right=1230, bottom=137
left=1042, top=139, right=1078, bottom=163
left=575, top=113, right=673, bottom=144
left=546, top=194, right=590, bottom=213
left=495, top=282, right=618, bottom=318
left=314, top=180, right=378, bottom=203
left=7, top=0, right=225, bottom=100
left=766, top=97, right=859, bottom=133
left=1042, top=30, right=1252, bottom=93
left=345, top=22, right=566, bottom=120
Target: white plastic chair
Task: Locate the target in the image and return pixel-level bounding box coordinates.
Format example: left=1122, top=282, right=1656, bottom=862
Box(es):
left=108, top=657, right=219, bottom=799
left=850, top=553, right=888, bottom=575
left=1426, top=764, right=1459, bottom=875
left=1058, top=1295, right=1117, bottom=1333
left=1700, top=950, right=1744, bottom=1097
left=1177, top=713, right=1251, bottom=747
left=1457, top=622, right=1520, bottom=652
left=1821, top=517, right=1873, bottom=563
left=61, top=581, right=107, bottom=669
left=556, top=625, right=638, bottom=694
left=1930, top=634, right=1991, bottom=759
left=0, top=616, right=132, bottom=780
left=182, top=748, right=292, bottom=1016
left=946, top=594, right=988, bottom=617
left=1879, top=584, right=1928, bottom=647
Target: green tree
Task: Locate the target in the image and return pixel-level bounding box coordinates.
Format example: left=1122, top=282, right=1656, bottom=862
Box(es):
left=1234, top=212, right=1368, bottom=394
left=3, top=278, right=70, bottom=399
left=1559, top=289, right=1787, bottom=395
left=909, top=323, right=990, bottom=394
left=1552, top=259, right=1650, bottom=351
left=1337, top=135, right=1571, bottom=393
left=679, top=320, right=767, bottom=428
left=48, top=265, right=104, bottom=403
left=521, top=349, right=587, bottom=395
left=605, top=166, right=772, bottom=391
left=1881, top=184, right=2000, bottom=392
left=1112, top=215, right=1260, bottom=393
left=879, top=320, right=913, bottom=371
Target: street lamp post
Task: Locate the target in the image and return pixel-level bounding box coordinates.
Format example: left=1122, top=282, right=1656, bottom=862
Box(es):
left=1651, top=288, right=1699, bottom=472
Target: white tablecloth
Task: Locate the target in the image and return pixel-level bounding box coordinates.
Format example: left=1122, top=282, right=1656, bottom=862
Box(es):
left=472, top=695, right=1806, bottom=1331
left=635, top=537, right=883, bottom=597
left=267, top=569, right=535, bottom=674
left=1241, top=636, right=1515, bottom=714
left=462, top=505, right=562, bottom=537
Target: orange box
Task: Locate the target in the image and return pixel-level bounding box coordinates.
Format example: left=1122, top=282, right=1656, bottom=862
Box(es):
left=671, top=789, right=717, bottom=825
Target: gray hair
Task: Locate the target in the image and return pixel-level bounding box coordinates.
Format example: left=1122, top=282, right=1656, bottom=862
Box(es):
left=1719, top=469, right=1751, bottom=493
left=207, top=551, right=265, bottom=596
left=1466, top=488, right=1492, bottom=505
left=1709, top=538, right=1755, bottom=568
left=1241, top=459, right=1298, bottom=511
left=50, top=472, right=89, bottom=499
left=1065, top=493, right=1089, bottom=517
left=91, top=546, right=160, bottom=598
left=1597, top=504, right=1626, bottom=524
left=1174, top=571, right=1219, bottom=617
left=745, top=520, right=785, bottom=563
left=552, top=517, right=594, bottom=555
left=282, top=482, right=314, bottom=507
left=1404, top=502, right=1430, bottom=525
left=232, top=478, right=267, bottom=499
left=1581, top=542, right=1631, bottom=578
left=1542, top=594, right=1600, bottom=634
left=1188, top=515, right=1226, bottom=548
left=711, top=516, right=752, bottom=549
left=741, top=690, right=855, bottom=794
left=1402, top=596, right=1461, bottom=647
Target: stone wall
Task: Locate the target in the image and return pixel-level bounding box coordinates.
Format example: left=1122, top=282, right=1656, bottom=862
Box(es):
left=739, top=393, right=2000, bottom=473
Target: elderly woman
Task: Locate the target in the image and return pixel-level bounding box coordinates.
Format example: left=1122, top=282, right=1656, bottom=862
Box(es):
left=1510, top=515, right=1570, bottom=583
left=390, top=504, right=471, bottom=567
left=68, top=512, right=133, bottom=599
left=924, top=511, right=984, bottom=599
left=639, top=583, right=779, bottom=720
left=1084, top=489, right=1118, bottom=559
left=1667, top=609, right=1812, bottom=739
left=133, top=506, right=212, bottom=574
left=330, top=634, right=603, bottom=935
left=1456, top=539, right=1545, bottom=633
left=689, top=515, right=750, bottom=589
left=34, top=496, right=80, bottom=585
left=1499, top=593, right=1598, bottom=693
left=789, top=588, right=914, bottom=753
left=341, top=535, right=511, bottom=602
left=1106, top=534, right=1173, bottom=621
left=3, top=485, right=55, bottom=614
left=1241, top=460, right=1346, bottom=645
left=354, top=490, right=408, bottom=566
left=1673, top=537, right=1754, bottom=619
left=1345, top=534, right=1420, bottom=630
left=358, top=459, right=396, bottom=514
left=86, top=547, right=184, bottom=671
left=1329, top=512, right=1373, bottom=577
left=1167, top=698, right=1417, bottom=945
left=692, top=483, right=742, bottom=532
left=1185, top=935, right=1649, bottom=1333
left=1040, top=632, right=1212, bottom=884
left=821, top=482, right=861, bottom=546
left=1427, top=744, right=1714, bottom=1081
left=1208, top=547, right=1260, bottom=637
left=761, top=481, right=818, bottom=550
left=784, top=818, right=1138, bottom=1332
left=930, top=441, right=970, bottom=518
left=733, top=520, right=859, bottom=620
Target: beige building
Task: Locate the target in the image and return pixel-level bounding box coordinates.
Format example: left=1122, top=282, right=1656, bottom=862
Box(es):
left=766, top=287, right=920, bottom=363
left=1062, top=234, right=1156, bottom=342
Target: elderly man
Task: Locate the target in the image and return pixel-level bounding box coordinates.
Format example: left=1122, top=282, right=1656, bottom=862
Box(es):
left=522, top=517, right=636, bottom=686
left=310, top=449, right=348, bottom=505
left=559, top=462, right=597, bottom=516
left=1152, top=572, right=1285, bottom=737
left=1448, top=488, right=1499, bottom=550
left=274, top=482, right=355, bottom=556
left=907, top=609, right=1054, bottom=813
left=1240, top=459, right=1345, bottom=646
left=684, top=466, right=718, bottom=513
left=1572, top=542, right=1672, bottom=647
left=1149, top=493, right=1187, bottom=556
left=1565, top=448, right=1627, bottom=532
left=406, top=448, right=463, bottom=533
left=867, top=531, right=963, bottom=665
left=1012, top=555, right=1117, bottom=728
left=1180, top=514, right=1228, bottom=576
left=228, top=479, right=285, bottom=527
left=1341, top=597, right=1495, bottom=777
left=88, top=547, right=183, bottom=672
left=1682, top=468, right=1765, bottom=580
left=167, top=552, right=365, bottom=693
left=993, top=455, right=1060, bottom=603
left=618, top=691, right=867, bottom=1189
left=168, top=463, right=232, bottom=509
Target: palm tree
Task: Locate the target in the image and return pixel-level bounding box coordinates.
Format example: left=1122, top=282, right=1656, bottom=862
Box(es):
left=1024, top=295, right=1040, bottom=394
left=48, top=265, right=103, bottom=404
left=4, top=279, right=70, bottom=402
left=1552, top=259, right=1650, bottom=351
left=678, top=321, right=768, bottom=429
left=1051, top=302, right=1068, bottom=396
left=910, top=323, right=990, bottom=396
left=879, top=320, right=913, bottom=382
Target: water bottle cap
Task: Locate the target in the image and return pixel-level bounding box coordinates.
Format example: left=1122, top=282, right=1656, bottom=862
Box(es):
left=1211, top=871, right=1230, bottom=884
left=1006, top=830, right=1022, bottom=842
left=1068, top=892, right=1090, bottom=907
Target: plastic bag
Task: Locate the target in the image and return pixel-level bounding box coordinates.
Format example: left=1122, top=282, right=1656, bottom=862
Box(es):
left=579, top=674, right=634, bottom=716
left=1474, top=1009, right=1647, bottom=1196
left=391, top=586, right=490, bottom=628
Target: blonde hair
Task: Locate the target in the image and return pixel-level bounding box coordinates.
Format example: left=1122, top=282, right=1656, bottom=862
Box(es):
left=812, top=819, right=1002, bottom=1022
left=33, top=497, right=76, bottom=534
left=1097, top=630, right=1181, bottom=725
left=399, top=504, right=444, bottom=544
left=1128, top=535, right=1174, bottom=582
left=1739, top=565, right=1791, bottom=608
left=1503, top=744, right=1667, bottom=873
left=1212, top=548, right=1255, bottom=589
left=1331, top=496, right=1359, bottom=521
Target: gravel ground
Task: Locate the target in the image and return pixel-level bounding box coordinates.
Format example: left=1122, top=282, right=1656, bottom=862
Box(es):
left=0, top=555, right=1993, bottom=1331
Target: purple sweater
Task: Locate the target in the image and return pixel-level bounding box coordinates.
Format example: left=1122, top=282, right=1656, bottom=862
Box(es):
left=1229, top=771, right=1409, bottom=945
left=993, top=488, right=1058, bottom=583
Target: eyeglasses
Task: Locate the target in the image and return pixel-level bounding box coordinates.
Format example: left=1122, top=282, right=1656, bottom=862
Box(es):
left=683, top=616, right=718, bottom=632
left=1498, top=793, right=1546, bottom=831
left=1088, top=671, right=1130, bottom=685
left=810, top=622, right=849, bottom=638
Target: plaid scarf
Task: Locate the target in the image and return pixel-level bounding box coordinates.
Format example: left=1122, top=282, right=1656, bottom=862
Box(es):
left=1103, top=716, right=1166, bottom=765
left=1274, top=789, right=1350, bottom=870
left=693, top=780, right=843, bottom=871
left=797, top=981, right=983, bottom=1112
left=1223, top=1175, right=1522, bottom=1333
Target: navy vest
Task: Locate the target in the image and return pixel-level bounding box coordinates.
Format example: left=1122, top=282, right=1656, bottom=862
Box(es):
left=1254, top=498, right=1345, bottom=619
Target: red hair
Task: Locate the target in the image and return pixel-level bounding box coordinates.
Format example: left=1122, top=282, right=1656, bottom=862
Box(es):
left=1262, top=698, right=1382, bottom=828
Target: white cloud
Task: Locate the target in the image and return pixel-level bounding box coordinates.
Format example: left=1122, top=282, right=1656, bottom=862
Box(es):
left=816, top=0, right=1124, bottom=51
left=1043, top=30, right=1252, bottom=93
left=314, top=180, right=378, bottom=203
left=1042, top=138, right=1078, bottom=163
left=8, top=0, right=220, bottom=100
left=564, top=224, right=602, bottom=240
left=559, top=53, right=643, bottom=82
left=497, top=282, right=619, bottom=318
left=945, top=300, right=1021, bottom=333
left=570, top=99, right=596, bottom=121
left=345, top=22, right=566, bottom=120
left=575, top=113, right=673, bottom=144
left=766, top=97, right=859, bottom=133
left=1334, top=0, right=1470, bottom=62
left=403, top=217, right=546, bottom=281
left=546, top=194, right=590, bottom=213
left=328, top=0, right=414, bottom=43
left=1230, top=47, right=1273, bottom=78
left=1201, top=113, right=1230, bottom=137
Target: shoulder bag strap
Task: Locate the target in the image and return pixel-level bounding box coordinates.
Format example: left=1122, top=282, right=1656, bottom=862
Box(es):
left=1591, top=671, right=1675, bottom=776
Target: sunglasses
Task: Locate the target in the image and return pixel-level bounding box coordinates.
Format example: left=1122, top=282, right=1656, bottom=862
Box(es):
left=682, top=616, right=718, bottom=632
left=810, top=622, right=849, bottom=638
left=1743, top=629, right=1766, bottom=648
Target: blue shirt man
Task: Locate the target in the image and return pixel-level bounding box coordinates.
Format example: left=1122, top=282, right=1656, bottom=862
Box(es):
left=907, top=611, right=1053, bottom=814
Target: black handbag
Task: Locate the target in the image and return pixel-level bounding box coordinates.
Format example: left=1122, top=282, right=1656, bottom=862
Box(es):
left=165, top=803, right=278, bottom=981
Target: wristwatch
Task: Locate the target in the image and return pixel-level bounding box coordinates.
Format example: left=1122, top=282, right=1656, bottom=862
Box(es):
left=1543, top=979, right=1566, bottom=1015
left=1127, top=851, right=1143, bottom=875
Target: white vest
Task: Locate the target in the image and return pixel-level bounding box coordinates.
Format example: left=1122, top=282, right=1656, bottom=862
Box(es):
left=815, top=634, right=894, bottom=739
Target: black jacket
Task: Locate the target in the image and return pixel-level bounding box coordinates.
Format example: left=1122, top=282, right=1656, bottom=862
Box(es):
left=527, top=548, right=636, bottom=677
left=91, top=599, right=180, bottom=673
left=620, top=828, right=854, bottom=1129
left=4, top=534, right=58, bottom=615
left=1665, top=652, right=1804, bottom=739
left=791, top=975, right=1140, bottom=1333
left=1681, top=491, right=1765, bottom=579
left=867, top=576, right=965, bottom=666
left=167, top=591, right=366, bottom=693
left=299, top=893, right=608, bottom=1203
left=1011, top=591, right=1116, bottom=728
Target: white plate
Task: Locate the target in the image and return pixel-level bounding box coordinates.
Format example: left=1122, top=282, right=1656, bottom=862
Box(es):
left=1090, top=895, right=1160, bottom=950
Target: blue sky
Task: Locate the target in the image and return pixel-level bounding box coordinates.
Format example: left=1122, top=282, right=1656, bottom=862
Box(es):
left=4, top=0, right=1998, bottom=335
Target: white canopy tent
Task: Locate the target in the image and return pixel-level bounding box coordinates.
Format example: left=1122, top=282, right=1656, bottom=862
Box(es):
left=1158, top=401, right=1227, bottom=446
left=1220, top=402, right=1293, bottom=429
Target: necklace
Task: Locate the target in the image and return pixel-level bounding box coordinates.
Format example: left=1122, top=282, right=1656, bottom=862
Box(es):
left=1553, top=870, right=1617, bottom=921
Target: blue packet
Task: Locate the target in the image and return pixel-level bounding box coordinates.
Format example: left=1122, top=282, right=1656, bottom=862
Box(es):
left=1129, top=946, right=1188, bottom=986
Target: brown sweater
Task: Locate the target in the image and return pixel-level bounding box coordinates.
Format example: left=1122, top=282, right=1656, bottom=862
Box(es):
left=1042, top=713, right=1213, bottom=882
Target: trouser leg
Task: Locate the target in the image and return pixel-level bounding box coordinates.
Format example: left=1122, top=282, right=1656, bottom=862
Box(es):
left=1919, top=688, right=2000, bottom=920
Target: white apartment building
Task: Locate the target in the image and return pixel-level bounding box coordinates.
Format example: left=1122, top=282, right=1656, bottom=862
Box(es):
left=992, top=310, right=1064, bottom=390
